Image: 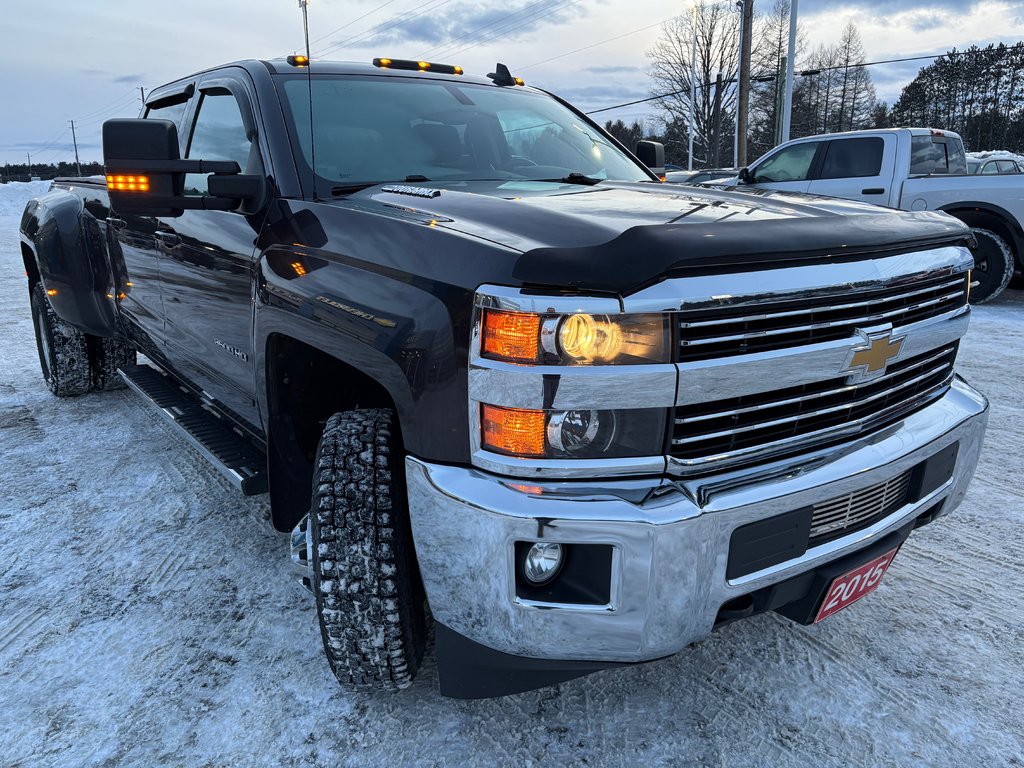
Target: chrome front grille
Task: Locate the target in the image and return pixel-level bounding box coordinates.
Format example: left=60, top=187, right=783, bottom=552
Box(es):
left=676, top=271, right=968, bottom=363
left=672, top=344, right=958, bottom=464
left=809, top=470, right=914, bottom=544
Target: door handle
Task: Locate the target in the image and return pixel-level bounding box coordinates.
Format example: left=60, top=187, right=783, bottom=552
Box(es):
left=155, top=231, right=181, bottom=247
left=862, top=188, right=885, bottom=195
left=107, top=217, right=126, bottom=230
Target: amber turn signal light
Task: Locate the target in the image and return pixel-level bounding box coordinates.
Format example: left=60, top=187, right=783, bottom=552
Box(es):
left=482, top=309, right=541, bottom=363
left=481, top=404, right=546, bottom=457
left=106, top=174, right=150, bottom=192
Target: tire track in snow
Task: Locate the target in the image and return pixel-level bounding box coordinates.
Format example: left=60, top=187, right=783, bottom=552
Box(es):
left=0, top=607, right=47, bottom=658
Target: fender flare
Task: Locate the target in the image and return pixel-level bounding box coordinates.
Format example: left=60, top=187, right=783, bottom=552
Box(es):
left=19, top=189, right=121, bottom=337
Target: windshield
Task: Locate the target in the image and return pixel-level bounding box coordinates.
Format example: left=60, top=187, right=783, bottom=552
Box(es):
left=277, top=75, right=650, bottom=191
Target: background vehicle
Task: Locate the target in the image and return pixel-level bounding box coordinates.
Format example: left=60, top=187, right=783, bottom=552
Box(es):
left=966, top=151, right=1024, bottom=175
left=736, top=127, right=1023, bottom=302
left=19, top=59, right=988, bottom=699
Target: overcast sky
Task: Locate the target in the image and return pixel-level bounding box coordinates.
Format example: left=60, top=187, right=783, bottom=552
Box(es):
left=1, top=0, right=1022, bottom=166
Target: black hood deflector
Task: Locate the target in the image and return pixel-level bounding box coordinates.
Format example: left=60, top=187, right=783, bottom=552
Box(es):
left=512, top=212, right=971, bottom=294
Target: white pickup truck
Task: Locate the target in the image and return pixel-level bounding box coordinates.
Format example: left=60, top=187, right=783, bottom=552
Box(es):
left=734, top=127, right=1022, bottom=302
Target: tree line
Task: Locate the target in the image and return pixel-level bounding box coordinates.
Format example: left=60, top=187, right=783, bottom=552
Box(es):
left=1, top=161, right=103, bottom=183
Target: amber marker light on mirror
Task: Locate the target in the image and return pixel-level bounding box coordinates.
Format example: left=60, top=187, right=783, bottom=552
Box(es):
left=481, top=405, right=546, bottom=457
left=482, top=309, right=541, bottom=363
left=106, top=174, right=150, bottom=192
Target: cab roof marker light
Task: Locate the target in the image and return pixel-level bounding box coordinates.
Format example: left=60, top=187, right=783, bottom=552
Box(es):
left=372, top=58, right=463, bottom=75
left=287, top=54, right=309, bottom=67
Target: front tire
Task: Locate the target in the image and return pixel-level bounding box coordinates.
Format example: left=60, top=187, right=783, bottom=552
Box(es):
left=310, top=408, right=428, bottom=692
left=30, top=282, right=92, bottom=397
left=968, top=227, right=1014, bottom=303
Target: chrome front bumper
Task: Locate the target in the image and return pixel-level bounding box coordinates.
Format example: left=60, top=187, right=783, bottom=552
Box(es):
left=407, top=376, right=988, bottom=662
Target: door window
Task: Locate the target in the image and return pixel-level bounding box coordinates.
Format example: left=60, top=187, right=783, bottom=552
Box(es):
left=184, top=91, right=251, bottom=194
left=819, top=137, right=884, bottom=179
left=751, top=142, right=819, bottom=183
left=997, top=160, right=1018, bottom=173
left=982, top=161, right=999, bottom=174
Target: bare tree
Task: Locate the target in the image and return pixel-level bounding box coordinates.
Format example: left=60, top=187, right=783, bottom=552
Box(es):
left=646, top=2, right=741, bottom=167
left=748, top=0, right=806, bottom=158
left=791, top=22, right=877, bottom=137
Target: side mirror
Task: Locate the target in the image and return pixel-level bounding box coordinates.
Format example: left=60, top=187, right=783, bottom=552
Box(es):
left=635, top=140, right=666, bottom=177
left=738, top=167, right=753, bottom=184
left=103, top=118, right=263, bottom=217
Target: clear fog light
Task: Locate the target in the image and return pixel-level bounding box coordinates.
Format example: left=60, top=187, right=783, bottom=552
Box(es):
left=524, top=542, right=564, bottom=585
left=547, top=409, right=602, bottom=453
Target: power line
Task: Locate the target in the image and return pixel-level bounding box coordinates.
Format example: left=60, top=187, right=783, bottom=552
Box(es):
left=73, top=88, right=139, bottom=122
left=308, top=0, right=403, bottom=47
left=315, top=0, right=456, bottom=58
left=520, top=18, right=669, bottom=71
left=584, top=47, right=991, bottom=116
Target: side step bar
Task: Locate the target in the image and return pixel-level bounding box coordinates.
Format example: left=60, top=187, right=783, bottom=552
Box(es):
left=119, top=364, right=268, bottom=495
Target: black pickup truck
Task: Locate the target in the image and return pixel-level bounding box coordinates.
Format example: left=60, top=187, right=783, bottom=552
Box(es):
left=20, top=57, right=989, bottom=699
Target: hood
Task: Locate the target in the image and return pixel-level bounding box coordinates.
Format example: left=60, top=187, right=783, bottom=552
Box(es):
left=333, top=180, right=971, bottom=293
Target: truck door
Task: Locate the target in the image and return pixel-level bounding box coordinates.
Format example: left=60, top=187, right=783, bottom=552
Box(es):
left=113, top=90, right=191, bottom=358
left=153, top=75, right=267, bottom=433
left=743, top=139, right=822, bottom=194
left=806, top=135, right=896, bottom=205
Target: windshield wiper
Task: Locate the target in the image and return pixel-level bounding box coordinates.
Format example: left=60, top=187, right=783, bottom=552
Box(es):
left=531, top=172, right=603, bottom=186
left=331, top=182, right=383, bottom=196
left=331, top=175, right=434, bottom=196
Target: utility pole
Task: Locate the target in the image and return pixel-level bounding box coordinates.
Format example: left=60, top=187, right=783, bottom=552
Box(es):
left=140, top=86, right=146, bottom=107
left=69, top=120, right=82, bottom=176
left=687, top=2, right=698, bottom=171
left=780, top=0, right=798, bottom=143
left=773, top=57, right=788, bottom=146
left=26, top=152, right=32, bottom=179
left=736, top=0, right=754, bottom=166
left=712, top=72, right=724, bottom=167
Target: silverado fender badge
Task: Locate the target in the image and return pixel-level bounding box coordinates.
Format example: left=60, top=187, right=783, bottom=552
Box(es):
left=381, top=185, right=441, bottom=199
left=843, top=329, right=905, bottom=383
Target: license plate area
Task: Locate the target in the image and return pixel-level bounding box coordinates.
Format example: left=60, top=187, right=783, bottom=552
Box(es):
left=814, top=547, right=899, bottom=622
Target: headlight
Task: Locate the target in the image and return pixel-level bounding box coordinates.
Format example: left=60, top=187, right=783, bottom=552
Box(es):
left=481, top=309, right=670, bottom=365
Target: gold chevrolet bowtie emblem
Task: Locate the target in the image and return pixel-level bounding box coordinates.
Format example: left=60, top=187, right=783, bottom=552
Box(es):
left=845, top=330, right=905, bottom=381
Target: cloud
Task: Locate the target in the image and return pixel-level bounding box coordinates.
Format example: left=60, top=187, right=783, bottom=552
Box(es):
left=111, top=73, right=145, bottom=84
left=322, top=0, right=587, bottom=53
left=586, top=65, right=643, bottom=75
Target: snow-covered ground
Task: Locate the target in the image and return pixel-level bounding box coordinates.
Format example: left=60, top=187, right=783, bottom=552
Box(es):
left=1, top=180, right=1023, bottom=767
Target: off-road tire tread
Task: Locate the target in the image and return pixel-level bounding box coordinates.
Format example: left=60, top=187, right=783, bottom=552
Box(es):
left=310, top=408, right=427, bottom=692
left=969, top=227, right=1014, bottom=303
left=88, top=335, right=136, bottom=390
left=30, top=282, right=92, bottom=397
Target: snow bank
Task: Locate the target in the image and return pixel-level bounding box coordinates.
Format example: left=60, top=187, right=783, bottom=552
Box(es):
left=966, top=150, right=1024, bottom=167
left=0, top=180, right=52, bottom=217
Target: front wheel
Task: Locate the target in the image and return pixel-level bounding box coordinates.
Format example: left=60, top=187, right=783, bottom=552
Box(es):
left=309, top=408, right=428, bottom=692
left=30, top=282, right=91, bottom=397
left=967, top=227, right=1014, bottom=303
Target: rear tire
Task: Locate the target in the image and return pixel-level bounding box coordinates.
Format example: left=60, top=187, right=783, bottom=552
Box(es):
left=30, top=282, right=92, bottom=397
left=967, top=227, right=1014, bottom=303
left=309, top=408, right=428, bottom=692
left=88, top=336, right=136, bottom=391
